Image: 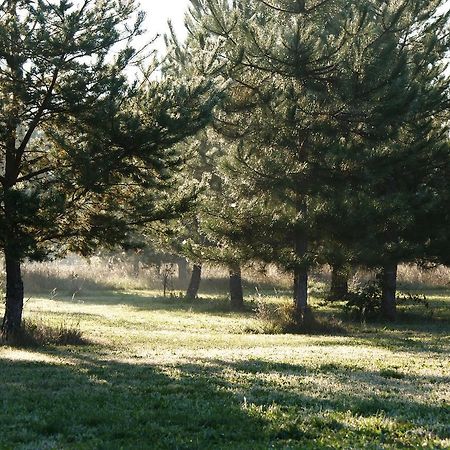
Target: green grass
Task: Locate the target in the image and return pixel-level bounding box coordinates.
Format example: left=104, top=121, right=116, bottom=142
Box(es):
left=0, top=288, right=449, bottom=449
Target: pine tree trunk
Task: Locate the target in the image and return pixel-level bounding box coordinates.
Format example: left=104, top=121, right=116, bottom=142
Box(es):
left=177, top=257, right=189, bottom=284
left=293, top=188, right=308, bottom=322
left=1, top=252, right=24, bottom=339
left=229, top=264, right=244, bottom=310
left=2, top=146, right=24, bottom=338
left=329, top=265, right=349, bottom=300
left=293, top=236, right=308, bottom=321
left=132, top=252, right=140, bottom=277
left=2, top=81, right=23, bottom=339
left=186, top=264, right=202, bottom=300
left=381, top=263, right=397, bottom=321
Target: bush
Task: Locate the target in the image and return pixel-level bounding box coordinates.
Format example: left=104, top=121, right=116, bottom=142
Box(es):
left=344, top=281, right=432, bottom=321
left=344, top=281, right=382, bottom=321
left=1, top=319, right=87, bottom=348
left=251, top=300, right=345, bottom=335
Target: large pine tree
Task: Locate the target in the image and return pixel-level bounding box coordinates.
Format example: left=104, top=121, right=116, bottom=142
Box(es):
left=0, top=0, right=215, bottom=338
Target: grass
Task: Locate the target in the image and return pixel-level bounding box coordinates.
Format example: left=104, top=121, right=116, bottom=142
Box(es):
left=0, top=286, right=449, bottom=449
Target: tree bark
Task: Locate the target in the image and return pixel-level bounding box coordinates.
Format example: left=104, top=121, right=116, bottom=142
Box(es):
left=186, top=264, right=202, bottom=300
left=293, top=236, right=308, bottom=321
left=132, top=251, right=140, bottom=277
left=329, top=265, right=349, bottom=300
left=177, top=257, right=189, bottom=284
left=1, top=253, right=24, bottom=339
left=381, top=263, right=397, bottom=321
left=229, top=264, right=244, bottom=310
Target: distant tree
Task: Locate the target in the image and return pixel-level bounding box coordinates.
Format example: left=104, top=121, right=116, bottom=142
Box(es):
left=0, top=0, right=215, bottom=338
left=155, top=129, right=249, bottom=308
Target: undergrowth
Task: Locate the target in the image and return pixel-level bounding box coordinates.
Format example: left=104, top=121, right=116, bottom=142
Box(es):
left=344, top=281, right=433, bottom=321
left=248, top=299, right=345, bottom=335
left=1, top=319, right=87, bottom=348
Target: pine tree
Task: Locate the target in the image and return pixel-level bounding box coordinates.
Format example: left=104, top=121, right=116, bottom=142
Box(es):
left=0, top=1, right=215, bottom=338
left=329, top=1, right=450, bottom=320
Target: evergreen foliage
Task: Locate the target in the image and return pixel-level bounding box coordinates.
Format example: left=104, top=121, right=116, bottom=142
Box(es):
left=0, top=0, right=215, bottom=337
left=186, top=0, right=450, bottom=320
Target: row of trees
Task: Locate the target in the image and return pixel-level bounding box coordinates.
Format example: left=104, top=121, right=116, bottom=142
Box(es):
left=160, top=0, right=450, bottom=321
left=1, top=0, right=449, bottom=337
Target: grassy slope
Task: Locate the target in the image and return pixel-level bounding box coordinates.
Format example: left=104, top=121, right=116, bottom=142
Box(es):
left=0, top=289, right=449, bottom=449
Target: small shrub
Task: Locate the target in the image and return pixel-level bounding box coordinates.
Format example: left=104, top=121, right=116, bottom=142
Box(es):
left=1, top=319, right=87, bottom=348
left=252, top=300, right=345, bottom=335
left=344, top=281, right=382, bottom=321
left=344, top=281, right=433, bottom=321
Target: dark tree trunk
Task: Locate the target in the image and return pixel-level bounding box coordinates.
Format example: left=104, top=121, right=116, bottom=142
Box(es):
left=2, top=42, right=25, bottom=340
left=1, top=253, right=24, bottom=339
left=293, top=236, right=308, bottom=321
left=132, top=251, right=140, bottom=277
left=381, top=263, right=397, bottom=321
left=186, top=264, right=202, bottom=300
left=229, top=265, right=244, bottom=310
left=329, top=265, right=349, bottom=300
left=177, top=257, right=189, bottom=284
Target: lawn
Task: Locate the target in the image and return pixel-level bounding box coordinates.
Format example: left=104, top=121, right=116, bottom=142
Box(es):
left=0, top=288, right=449, bottom=449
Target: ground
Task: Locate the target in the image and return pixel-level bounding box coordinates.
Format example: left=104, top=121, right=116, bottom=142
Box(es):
left=0, top=288, right=449, bottom=449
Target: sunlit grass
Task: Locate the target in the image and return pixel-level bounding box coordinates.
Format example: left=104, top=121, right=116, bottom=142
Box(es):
left=0, top=287, right=449, bottom=449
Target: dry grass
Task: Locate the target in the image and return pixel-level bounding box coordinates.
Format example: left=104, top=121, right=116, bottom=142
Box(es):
left=19, top=257, right=293, bottom=298
left=1, top=318, right=86, bottom=348
left=22, top=255, right=160, bottom=294
left=397, top=264, right=450, bottom=287
left=0, top=256, right=447, bottom=303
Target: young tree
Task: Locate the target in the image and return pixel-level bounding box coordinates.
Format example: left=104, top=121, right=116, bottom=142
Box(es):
left=0, top=0, right=215, bottom=338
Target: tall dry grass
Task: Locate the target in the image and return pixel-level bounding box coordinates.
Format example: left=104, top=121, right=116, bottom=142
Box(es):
left=397, top=264, right=450, bottom=287
left=0, top=255, right=448, bottom=299
left=21, top=255, right=161, bottom=295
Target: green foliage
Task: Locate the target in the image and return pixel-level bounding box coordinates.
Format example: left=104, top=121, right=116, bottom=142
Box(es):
left=344, top=281, right=383, bottom=321
left=344, top=282, right=433, bottom=321
left=185, top=0, right=450, bottom=312
left=0, top=0, right=216, bottom=263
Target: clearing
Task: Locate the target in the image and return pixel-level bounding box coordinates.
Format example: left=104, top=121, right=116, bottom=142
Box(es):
left=0, top=289, right=449, bottom=449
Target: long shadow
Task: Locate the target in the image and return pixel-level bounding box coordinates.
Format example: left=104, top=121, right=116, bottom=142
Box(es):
left=0, top=352, right=266, bottom=449
left=21, top=288, right=450, bottom=357
left=26, top=289, right=257, bottom=316
left=1, top=349, right=448, bottom=449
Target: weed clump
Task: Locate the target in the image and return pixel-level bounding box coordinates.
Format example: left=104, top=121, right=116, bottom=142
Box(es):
left=1, top=319, right=87, bottom=348
left=250, top=300, right=345, bottom=335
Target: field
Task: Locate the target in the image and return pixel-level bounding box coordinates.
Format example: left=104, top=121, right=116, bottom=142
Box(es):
left=0, top=267, right=449, bottom=449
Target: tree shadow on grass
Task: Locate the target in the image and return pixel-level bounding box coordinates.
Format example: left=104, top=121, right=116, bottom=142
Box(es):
left=0, top=352, right=266, bottom=449
left=353, top=324, right=450, bottom=355
left=19, top=288, right=450, bottom=357
left=0, top=350, right=448, bottom=449
left=30, top=289, right=255, bottom=316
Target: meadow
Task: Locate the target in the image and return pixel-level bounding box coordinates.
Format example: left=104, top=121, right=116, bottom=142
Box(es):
left=0, top=261, right=449, bottom=449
